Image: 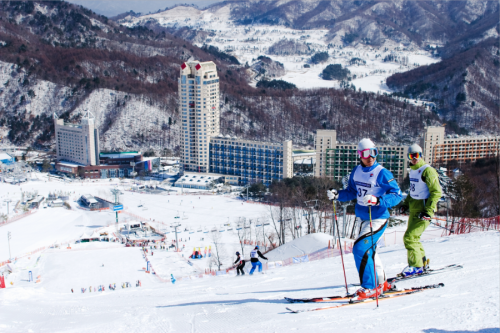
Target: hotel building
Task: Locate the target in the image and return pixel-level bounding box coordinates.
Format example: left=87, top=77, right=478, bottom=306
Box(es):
left=54, top=112, right=100, bottom=167
left=179, top=60, right=293, bottom=186
left=179, top=61, right=220, bottom=173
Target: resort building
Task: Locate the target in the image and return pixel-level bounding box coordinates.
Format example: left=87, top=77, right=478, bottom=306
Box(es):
left=421, top=126, right=499, bottom=165
left=209, top=136, right=293, bottom=186
left=315, top=130, right=408, bottom=182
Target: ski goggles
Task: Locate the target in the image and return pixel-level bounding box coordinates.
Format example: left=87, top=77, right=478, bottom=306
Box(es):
left=357, top=148, right=378, bottom=159
left=408, top=152, right=421, bottom=160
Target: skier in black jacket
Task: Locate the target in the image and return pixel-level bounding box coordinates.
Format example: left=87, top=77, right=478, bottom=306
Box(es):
left=249, top=246, right=267, bottom=275
left=234, top=252, right=245, bottom=276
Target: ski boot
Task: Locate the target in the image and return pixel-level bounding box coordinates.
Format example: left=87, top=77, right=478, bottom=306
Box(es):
left=423, top=257, right=430, bottom=271
left=398, top=266, right=424, bottom=278
left=350, top=283, right=384, bottom=302
left=382, top=280, right=393, bottom=292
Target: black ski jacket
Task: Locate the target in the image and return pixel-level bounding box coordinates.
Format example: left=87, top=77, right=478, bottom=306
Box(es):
left=234, top=255, right=245, bottom=266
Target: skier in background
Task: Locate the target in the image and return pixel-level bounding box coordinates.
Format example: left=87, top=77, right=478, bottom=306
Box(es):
left=234, top=252, right=246, bottom=276
left=249, top=246, right=267, bottom=275
left=398, top=144, right=442, bottom=277
left=327, top=138, right=402, bottom=301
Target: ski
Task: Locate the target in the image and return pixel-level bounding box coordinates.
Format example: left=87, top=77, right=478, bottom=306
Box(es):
left=286, top=283, right=444, bottom=313
left=285, top=288, right=404, bottom=303
left=348, top=264, right=463, bottom=287
left=284, top=283, right=443, bottom=303
left=388, top=264, right=463, bottom=284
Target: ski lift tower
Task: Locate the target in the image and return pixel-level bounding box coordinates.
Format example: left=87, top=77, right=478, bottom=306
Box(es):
left=110, top=188, right=123, bottom=225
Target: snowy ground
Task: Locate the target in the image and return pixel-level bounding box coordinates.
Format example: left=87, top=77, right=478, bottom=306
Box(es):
left=1, top=177, right=499, bottom=332
left=120, top=6, right=441, bottom=95
left=0, top=230, right=498, bottom=332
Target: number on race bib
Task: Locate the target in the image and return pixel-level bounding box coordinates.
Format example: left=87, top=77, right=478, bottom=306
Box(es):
left=410, top=184, right=415, bottom=192
left=357, top=188, right=368, bottom=197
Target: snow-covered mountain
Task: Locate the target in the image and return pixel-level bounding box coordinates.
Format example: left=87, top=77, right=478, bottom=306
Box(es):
left=0, top=1, right=497, bottom=152
left=118, top=1, right=499, bottom=136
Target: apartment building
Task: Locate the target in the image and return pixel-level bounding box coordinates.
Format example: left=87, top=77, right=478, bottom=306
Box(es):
left=314, top=130, right=336, bottom=177
left=315, top=130, right=408, bottom=182
left=209, top=135, right=293, bottom=186
left=421, top=126, right=499, bottom=165
left=324, top=144, right=408, bottom=182
left=54, top=112, right=100, bottom=166
left=179, top=60, right=220, bottom=173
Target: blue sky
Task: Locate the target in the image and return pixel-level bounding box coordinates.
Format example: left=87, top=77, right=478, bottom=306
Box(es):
left=67, top=0, right=221, bottom=17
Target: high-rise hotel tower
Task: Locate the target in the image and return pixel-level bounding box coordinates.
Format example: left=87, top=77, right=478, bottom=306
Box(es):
left=179, top=60, right=220, bottom=172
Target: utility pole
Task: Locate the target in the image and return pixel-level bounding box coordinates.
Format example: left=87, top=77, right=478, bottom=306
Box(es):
left=4, top=199, right=11, bottom=215
left=175, top=225, right=179, bottom=252
left=7, top=231, right=11, bottom=259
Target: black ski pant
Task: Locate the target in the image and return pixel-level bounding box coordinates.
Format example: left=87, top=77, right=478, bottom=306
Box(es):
left=237, top=263, right=245, bottom=275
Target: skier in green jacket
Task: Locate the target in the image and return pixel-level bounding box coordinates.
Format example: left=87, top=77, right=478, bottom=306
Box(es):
left=399, top=144, right=442, bottom=277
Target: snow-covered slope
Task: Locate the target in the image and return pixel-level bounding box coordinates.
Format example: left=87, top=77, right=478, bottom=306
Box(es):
left=266, top=233, right=333, bottom=261
left=1, top=176, right=499, bottom=331
left=0, top=230, right=498, bottom=332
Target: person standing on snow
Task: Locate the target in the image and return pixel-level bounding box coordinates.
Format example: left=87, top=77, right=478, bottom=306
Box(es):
left=234, top=252, right=246, bottom=276
left=398, top=144, right=442, bottom=277
left=249, top=246, right=267, bottom=275
left=327, top=138, right=402, bottom=301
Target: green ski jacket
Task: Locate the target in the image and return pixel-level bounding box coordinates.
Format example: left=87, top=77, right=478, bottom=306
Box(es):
left=401, top=159, right=442, bottom=217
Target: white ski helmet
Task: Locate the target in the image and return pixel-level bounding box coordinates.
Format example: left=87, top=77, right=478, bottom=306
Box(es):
left=408, top=144, right=423, bottom=155
left=358, top=138, right=376, bottom=152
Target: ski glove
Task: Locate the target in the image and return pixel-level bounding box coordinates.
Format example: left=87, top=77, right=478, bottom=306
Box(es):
left=418, top=212, right=431, bottom=221
left=327, top=188, right=339, bottom=201
left=399, top=206, right=408, bottom=215
left=362, top=195, right=379, bottom=206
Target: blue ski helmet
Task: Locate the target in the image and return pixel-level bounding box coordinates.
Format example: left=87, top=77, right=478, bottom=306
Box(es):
left=236, top=251, right=240, bottom=255
left=255, top=245, right=259, bottom=249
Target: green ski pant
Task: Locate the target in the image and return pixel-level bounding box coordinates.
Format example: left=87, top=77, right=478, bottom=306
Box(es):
left=403, top=213, right=430, bottom=267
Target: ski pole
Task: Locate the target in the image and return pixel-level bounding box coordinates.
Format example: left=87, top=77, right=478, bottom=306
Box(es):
left=429, top=220, right=454, bottom=233
left=368, top=206, right=379, bottom=308
left=333, top=200, right=349, bottom=295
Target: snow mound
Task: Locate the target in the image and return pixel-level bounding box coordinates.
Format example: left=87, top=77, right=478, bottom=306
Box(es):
left=266, top=233, right=333, bottom=262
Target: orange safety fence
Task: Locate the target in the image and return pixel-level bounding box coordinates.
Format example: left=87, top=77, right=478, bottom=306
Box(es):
left=0, top=210, right=37, bottom=228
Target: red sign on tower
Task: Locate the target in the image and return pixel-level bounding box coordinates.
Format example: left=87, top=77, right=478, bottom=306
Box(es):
left=181, top=63, right=187, bottom=69
left=195, top=63, right=201, bottom=70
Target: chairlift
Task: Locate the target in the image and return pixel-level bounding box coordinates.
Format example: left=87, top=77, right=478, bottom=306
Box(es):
left=263, top=222, right=270, bottom=226
left=236, top=223, right=243, bottom=230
